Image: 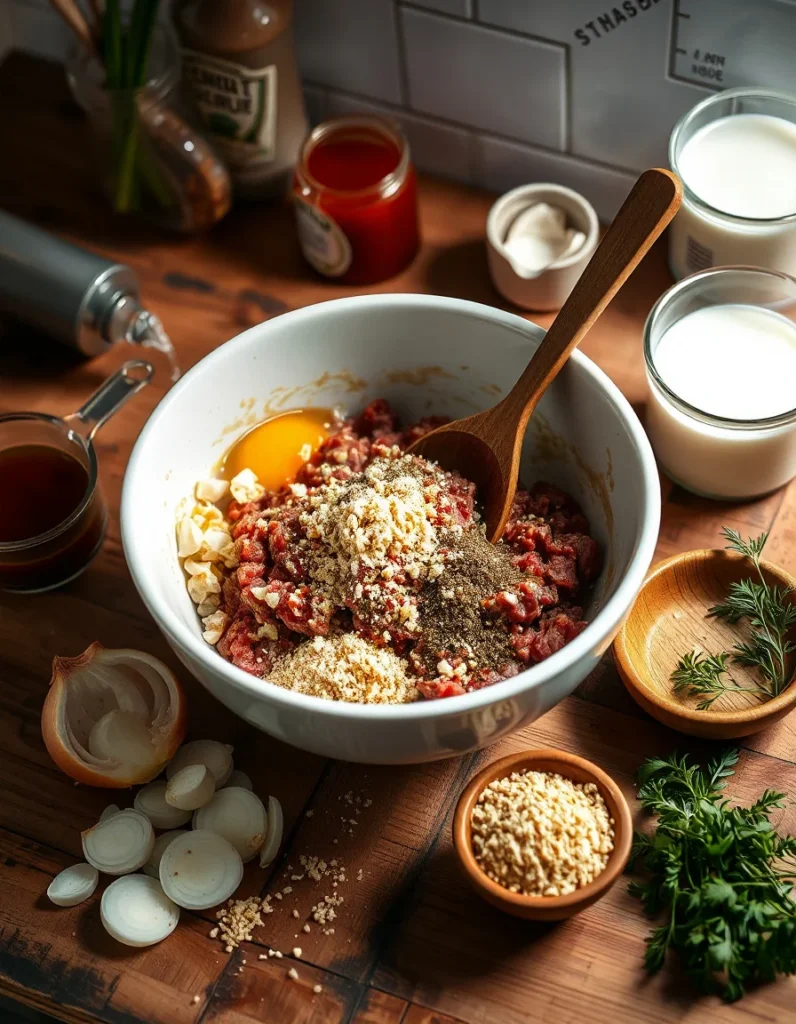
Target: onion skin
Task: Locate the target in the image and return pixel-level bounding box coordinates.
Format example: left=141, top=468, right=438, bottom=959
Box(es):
left=42, top=642, right=188, bottom=788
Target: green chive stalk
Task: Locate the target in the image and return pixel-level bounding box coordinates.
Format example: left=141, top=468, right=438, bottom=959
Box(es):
left=101, top=0, right=167, bottom=214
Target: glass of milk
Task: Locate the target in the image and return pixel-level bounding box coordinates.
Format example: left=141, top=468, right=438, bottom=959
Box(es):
left=644, top=267, right=796, bottom=500
left=669, top=88, right=796, bottom=280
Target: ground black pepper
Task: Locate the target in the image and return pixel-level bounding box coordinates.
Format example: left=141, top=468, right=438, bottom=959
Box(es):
left=415, top=527, right=522, bottom=675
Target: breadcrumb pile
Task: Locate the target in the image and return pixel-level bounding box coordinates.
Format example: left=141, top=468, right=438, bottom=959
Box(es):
left=471, top=770, right=615, bottom=897
left=267, top=633, right=418, bottom=704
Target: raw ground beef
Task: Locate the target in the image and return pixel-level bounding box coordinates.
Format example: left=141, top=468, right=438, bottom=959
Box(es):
left=215, top=400, right=601, bottom=699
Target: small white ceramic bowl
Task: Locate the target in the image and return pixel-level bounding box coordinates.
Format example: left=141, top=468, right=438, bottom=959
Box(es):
left=122, top=295, right=659, bottom=764
left=487, top=184, right=600, bottom=311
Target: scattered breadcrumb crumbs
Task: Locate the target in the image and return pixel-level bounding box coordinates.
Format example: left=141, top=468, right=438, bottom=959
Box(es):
left=258, top=954, right=267, bottom=960
left=471, top=769, right=615, bottom=897
left=215, top=895, right=273, bottom=951
left=292, top=946, right=302, bottom=957
left=288, top=967, right=299, bottom=981
left=192, top=995, right=200, bottom=1005
left=313, top=984, right=323, bottom=994
left=303, top=923, right=311, bottom=933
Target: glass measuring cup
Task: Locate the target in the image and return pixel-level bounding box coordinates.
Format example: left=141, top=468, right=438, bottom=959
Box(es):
left=0, top=360, right=153, bottom=593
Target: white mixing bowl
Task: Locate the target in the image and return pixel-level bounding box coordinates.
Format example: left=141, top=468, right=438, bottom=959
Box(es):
left=122, top=295, right=659, bottom=764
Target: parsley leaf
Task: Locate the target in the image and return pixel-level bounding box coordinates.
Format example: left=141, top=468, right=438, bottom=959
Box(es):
left=629, top=750, right=796, bottom=1001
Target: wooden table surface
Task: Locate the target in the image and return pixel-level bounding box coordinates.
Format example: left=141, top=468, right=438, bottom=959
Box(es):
left=2, top=53, right=796, bottom=1024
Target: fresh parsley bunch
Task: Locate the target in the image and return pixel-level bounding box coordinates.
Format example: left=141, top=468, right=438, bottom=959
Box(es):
left=629, top=750, right=796, bottom=1002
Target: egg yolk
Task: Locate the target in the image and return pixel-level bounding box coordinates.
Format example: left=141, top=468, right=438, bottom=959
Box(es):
left=222, top=408, right=332, bottom=492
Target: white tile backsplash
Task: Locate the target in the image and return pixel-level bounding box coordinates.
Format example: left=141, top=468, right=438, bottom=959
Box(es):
left=6, top=0, right=796, bottom=221
left=480, top=0, right=710, bottom=169
left=401, top=8, right=565, bottom=150
left=294, top=0, right=403, bottom=104
left=474, top=134, right=636, bottom=221
left=303, top=85, right=329, bottom=127
left=403, top=0, right=473, bottom=16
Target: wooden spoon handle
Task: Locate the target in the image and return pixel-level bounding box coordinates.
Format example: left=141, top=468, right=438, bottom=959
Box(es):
left=503, top=167, right=682, bottom=427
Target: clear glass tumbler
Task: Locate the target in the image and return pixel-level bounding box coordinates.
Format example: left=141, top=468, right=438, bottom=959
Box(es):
left=669, top=88, right=796, bottom=279
left=644, top=266, right=796, bottom=500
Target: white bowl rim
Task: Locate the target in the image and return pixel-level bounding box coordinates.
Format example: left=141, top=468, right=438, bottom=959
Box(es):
left=122, top=293, right=660, bottom=722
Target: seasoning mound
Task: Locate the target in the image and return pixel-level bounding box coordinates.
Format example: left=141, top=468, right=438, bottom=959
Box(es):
left=414, top=526, right=522, bottom=678
left=180, top=399, right=602, bottom=703
left=471, top=770, right=615, bottom=896
left=267, top=634, right=418, bottom=704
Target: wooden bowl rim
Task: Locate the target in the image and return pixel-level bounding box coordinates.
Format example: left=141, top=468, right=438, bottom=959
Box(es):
left=452, top=749, right=633, bottom=914
left=614, top=548, right=796, bottom=725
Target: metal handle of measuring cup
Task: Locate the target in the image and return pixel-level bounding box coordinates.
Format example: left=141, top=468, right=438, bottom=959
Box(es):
left=66, top=360, right=154, bottom=440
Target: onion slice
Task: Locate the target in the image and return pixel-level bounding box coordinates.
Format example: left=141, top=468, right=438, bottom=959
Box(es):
left=259, top=795, right=284, bottom=868
left=166, top=739, right=233, bottom=788
left=82, top=808, right=154, bottom=875
left=42, top=644, right=187, bottom=788
left=225, top=770, right=252, bottom=791
left=134, top=782, right=192, bottom=829
left=101, top=875, right=179, bottom=947
left=193, top=787, right=267, bottom=862
left=99, top=804, right=121, bottom=823
left=47, top=863, right=99, bottom=907
left=166, top=764, right=215, bottom=810
left=143, top=830, right=187, bottom=879
left=159, top=830, right=243, bottom=910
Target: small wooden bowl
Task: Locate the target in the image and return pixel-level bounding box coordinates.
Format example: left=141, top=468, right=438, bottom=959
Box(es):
left=614, top=549, right=796, bottom=739
left=453, top=749, right=633, bottom=921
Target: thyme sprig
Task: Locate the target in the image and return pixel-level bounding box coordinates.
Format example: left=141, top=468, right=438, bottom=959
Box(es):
left=671, top=529, right=796, bottom=710
left=629, top=750, right=796, bottom=1002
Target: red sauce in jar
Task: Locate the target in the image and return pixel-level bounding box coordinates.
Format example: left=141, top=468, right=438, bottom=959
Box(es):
left=294, top=116, right=420, bottom=286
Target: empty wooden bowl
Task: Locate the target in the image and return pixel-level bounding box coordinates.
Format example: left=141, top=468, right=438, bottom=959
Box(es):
left=453, top=749, right=632, bottom=921
left=614, top=549, right=796, bottom=738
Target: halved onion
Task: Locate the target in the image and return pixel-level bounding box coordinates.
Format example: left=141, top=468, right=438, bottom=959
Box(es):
left=143, top=829, right=187, bottom=879
left=82, top=808, right=154, bottom=875
left=166, top=739, right=233, bottom=788
left=166, top=764, right=215, bottom=811
left=42, top=644, right=187, bottom=788
left=193, top=787, right=267, bottom=862
left=101, top=875, right=179, bottom=947
left=159, top=830, right=243, bottom=910
left=134, top=782, right=192, bottom=829
left=259, top=795, right=284, bottom=868
left=99, top=804, right=121, bottom=823
left=47, top=863, right=99, bottom=907
left=225, top=770, right=252, bottom=791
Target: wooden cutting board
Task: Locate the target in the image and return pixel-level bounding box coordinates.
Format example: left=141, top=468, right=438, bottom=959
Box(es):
left=1, top=52, right=795, bottom=1024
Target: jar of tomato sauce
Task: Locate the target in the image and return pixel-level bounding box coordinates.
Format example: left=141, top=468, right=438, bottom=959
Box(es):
left=293, top=115, right=420, bottom=285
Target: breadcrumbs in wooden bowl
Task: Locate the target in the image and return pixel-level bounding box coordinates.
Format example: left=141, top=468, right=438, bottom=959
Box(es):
left=453, top=749, right=633, bottom=920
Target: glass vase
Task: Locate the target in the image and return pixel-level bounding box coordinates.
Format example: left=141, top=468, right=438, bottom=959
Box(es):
left=66, top=25, right=231, bottom=233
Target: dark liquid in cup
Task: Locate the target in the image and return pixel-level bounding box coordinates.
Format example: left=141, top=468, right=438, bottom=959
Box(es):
left=0, top=445, right=89, bottom=542
left=0, top=443, right=106, bottom=592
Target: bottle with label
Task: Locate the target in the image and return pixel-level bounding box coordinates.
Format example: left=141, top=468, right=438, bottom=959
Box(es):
left=173, top=0, right=308, bottom=200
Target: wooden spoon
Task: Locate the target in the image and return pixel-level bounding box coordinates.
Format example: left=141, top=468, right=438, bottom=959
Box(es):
left=409, top=167, right=682, bottom=541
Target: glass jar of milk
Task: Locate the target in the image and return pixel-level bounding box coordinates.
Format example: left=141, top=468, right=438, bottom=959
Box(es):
left=669, top=88, right=796, bottom=280
left=644, top=267, right=796, bottom=500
